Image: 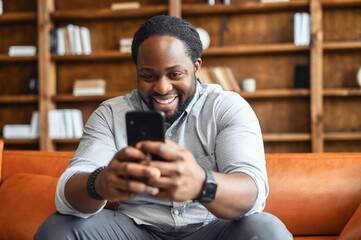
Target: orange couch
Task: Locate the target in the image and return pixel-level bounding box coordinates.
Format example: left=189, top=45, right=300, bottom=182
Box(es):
left=0, top=140, right=360, bottom=240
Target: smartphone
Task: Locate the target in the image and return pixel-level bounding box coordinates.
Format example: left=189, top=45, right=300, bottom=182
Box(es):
left=126, top=111, right=165, bottom=160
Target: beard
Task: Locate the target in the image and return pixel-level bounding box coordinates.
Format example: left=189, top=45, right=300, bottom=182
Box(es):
left=165, top=84, right=196, bottom=124
left=139, top=80, right=196, bottom=125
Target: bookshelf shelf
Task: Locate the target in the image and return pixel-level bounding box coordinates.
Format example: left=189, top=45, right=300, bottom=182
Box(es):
left=323, top=88, right=361, bottom=97
left=51, top=5, right=168, bottom=21
left=0, top=95, right=38, bottom=104
left=203, top=44, right=309, bottom=56
left=51, top=51, right=131, bottom=62
left=322, top=0, right=361, bottom=8
left=53, top=92, right=127, bottom=102
left=182, top=1, right=308, bottom=16
left=2, top=138, right=38, bottom=145
left=53, top=138, right=80, bottom=144
left=324, top=41, right=361, bottom=51
left=240, top=89, right=310, bottom=99
left=0, top=54, right=37, bottom=62
left=263, top=133, right=311, bottom=142
left=0, top=12, right=37, bottom=23
left=324, top=132, right=361, bottom=141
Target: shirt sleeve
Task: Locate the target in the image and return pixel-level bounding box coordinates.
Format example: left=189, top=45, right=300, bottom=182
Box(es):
left=214, top=92, right=268, bottom=216
left=55, top=104, right=118, bottom=218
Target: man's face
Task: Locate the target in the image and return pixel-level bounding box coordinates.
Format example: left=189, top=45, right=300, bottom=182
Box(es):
left=136, top=35, right=201, bottom=123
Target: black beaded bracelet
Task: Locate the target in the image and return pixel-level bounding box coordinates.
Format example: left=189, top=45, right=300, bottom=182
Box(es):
left=86, top=166, right=106, bottom=201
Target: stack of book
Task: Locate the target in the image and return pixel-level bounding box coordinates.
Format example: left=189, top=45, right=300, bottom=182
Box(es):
left=119, top=38, right=133, bottom=53
left=8, top=46, right=37, bottom=57
left=3, top=111, right=39, bottom=139
left=199, top=66, right=241, bottom=92
left=50, top=25, right=92, bottom=55
left=294, top=13, right=310, bottom=46
left=72, top=78, right=106, bottom=96
left=48, top=109, right=83, bottom=139
left=110, top=1, right=140, bottom=10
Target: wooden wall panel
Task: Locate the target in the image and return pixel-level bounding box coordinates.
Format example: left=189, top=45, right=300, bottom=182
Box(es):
left=324, top=141, right=361, bottom=153
left=203, top=54, right=309, bottom=89
left=186, top=11, right=296, bottom=47
left=264, top=141, right=311, bottom=153
left=55, top=0, right=166, bottom=10
left=56, top=61, right=137, bottom=94
left=248, top=98, right=310, bottom=133
left=324, top=97, right=361, bottom=132
left=323, top=52, right=361, bottom=88
left=0, top=23, right=37, bottom=53
left=0, top=63, right=37, bottom=94
left=323, top=8, right=361, bottom=42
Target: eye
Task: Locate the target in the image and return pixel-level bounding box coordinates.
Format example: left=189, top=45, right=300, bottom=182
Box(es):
left=140, top=74, right=156, bottom=82
left=169, top=72, right=183, bottom=79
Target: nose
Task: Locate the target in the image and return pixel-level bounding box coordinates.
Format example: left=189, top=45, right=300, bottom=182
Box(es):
left=153, top=76, right=172, bottom=95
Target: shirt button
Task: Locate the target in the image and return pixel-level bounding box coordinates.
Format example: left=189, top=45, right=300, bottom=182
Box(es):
left=173, top=209, right=179, bottom=215
left=168, top=132, right=173, bottom=137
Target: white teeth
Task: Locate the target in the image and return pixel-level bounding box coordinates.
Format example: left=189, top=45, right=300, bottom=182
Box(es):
left=153, top=96, right=176, bottom=105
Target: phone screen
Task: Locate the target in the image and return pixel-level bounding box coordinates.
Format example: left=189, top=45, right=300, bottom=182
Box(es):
left=126, top=111, right=165, bottom=147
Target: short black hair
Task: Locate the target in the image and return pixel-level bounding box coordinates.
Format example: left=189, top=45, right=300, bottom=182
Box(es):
left=131, top=15, right=203, bottom=65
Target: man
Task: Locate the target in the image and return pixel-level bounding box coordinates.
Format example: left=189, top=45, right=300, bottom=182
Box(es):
left=36, top=15, right=292, bottom=239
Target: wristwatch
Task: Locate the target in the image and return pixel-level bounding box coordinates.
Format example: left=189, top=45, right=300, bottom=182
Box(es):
left=197, top=168, right=218, bottom=203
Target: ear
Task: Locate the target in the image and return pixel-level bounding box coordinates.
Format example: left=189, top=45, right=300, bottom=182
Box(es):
left=194, top=58, right=202, bottom=80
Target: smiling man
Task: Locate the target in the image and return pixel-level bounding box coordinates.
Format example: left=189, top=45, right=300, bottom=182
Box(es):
left=35, top=15, right=292, bottom=240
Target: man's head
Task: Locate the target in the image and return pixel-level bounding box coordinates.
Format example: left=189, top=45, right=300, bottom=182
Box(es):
left=132, top=15, right=203, bottom=124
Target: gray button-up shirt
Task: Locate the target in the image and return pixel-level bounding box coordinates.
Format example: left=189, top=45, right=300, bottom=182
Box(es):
left=55, top=82, right=268, bottom=233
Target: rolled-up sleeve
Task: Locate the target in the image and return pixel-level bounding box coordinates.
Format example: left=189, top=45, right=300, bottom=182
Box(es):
left=214, top=92, right=268, bottom=215
left=55, top=104, right=119, bottom=218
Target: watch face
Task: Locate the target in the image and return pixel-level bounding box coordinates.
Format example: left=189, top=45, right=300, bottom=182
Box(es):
left=202, top=182, right=218, bottom=203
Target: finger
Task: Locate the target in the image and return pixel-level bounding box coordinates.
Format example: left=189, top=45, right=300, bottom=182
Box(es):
left=115, top=146, right=151, bottom=163
left=114, top=162, right=161, bottom=180
left=115, top=178, right=159, bottom=196
left=137, top=141, right=183, bottom=162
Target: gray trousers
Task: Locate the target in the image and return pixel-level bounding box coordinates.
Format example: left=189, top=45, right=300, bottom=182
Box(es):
left=35, top=210, right=292, bottom=240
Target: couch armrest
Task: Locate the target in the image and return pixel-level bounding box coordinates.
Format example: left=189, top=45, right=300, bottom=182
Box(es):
left=338, top=202, right=361, bottom=240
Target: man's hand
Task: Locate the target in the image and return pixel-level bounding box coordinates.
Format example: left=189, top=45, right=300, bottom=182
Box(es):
left=136, top=139, right=206, bottom=202
left=95, top=146, right=162, bottom=202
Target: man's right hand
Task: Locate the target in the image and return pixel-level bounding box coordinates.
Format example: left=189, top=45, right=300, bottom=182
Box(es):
left=94, top=146, right=161, bottom=202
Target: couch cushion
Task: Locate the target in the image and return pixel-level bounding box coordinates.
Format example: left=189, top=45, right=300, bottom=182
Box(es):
left=1, top=150, right=72, bottom=184
left=264, top=153, right=361, bottom=236
left=0, top=173, right=58, bottom=240
left=338, top=202, right=361, bottom=240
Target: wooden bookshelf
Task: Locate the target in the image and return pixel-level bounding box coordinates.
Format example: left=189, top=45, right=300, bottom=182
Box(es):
left=1, top=0, right=360, bottom=153
left=0, top=12, right=37, bottom=23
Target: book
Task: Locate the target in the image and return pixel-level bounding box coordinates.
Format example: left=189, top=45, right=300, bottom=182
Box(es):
left=48, top=109, right=83, bottom=139
left=73, top=25, right=83, bottom=55
left=73, top=78, right=106, bottom=96
left=223, top=67, right=241, bottom=92
left=261, top=0, right=289, bottom=2
left=29, top=111, right=39, bottom=139
left=72, top=109, right=84, bottom=139
left=66, top=24, right=76, bottom=55
left=210, top=67, right=233, bottom=91
left=27, top=71, right=38, bottom=95
left=3, top=110, right=39, bottom=139
left=8, top=46, right=37, bottom=57
left=3, top=125, right=31, bottom=139
left=119, top=38, right=133, bottom=53
left=56, top=28, right=66, bottom=55
left=48, top=109, right=60, bottom=139
left=110, top=2, right=140, bottom=10
left=80, top=27, right=92, bottom=55
left=301, top=12, right=310, bottom=46
left=294, top=12, right=310, bottom=46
